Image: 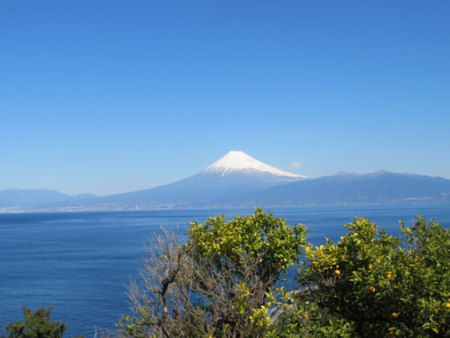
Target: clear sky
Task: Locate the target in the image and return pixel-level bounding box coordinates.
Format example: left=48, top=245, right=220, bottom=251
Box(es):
left=1, top=1, right=449, bottom=196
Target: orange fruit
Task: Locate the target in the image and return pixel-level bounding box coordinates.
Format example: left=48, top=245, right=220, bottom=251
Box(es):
left=376, top=258, right=381, bottom=264
left=369, top=286, right=376, bottom=293
left=445, top=303, right=450, bottom=309
left=334, top=269, right=341, bottom=276
left=392, top=312, right=399, bottom=318
left=386, top=272, right=393, bottom=279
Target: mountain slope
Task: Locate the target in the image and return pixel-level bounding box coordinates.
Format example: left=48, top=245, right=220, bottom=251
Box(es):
left=94, top=151, right=303, bottom=208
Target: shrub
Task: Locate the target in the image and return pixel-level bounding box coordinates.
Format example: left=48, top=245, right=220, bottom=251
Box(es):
left=3, top=306, right=68, bottom=338
left=295, top=217, right=450, bottom=337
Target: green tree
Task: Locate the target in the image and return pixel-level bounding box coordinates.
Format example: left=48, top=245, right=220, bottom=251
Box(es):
left=3, top=307, right=67, bottom=338
left=118, top=208, right=307, bottom=337
left=291, top=217, right=450, bottom=337
left=188, top=207, right=307, bottom=287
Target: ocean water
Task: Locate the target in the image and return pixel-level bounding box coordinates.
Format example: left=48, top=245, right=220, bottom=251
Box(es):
left=0, top=205, right=449, bottom=337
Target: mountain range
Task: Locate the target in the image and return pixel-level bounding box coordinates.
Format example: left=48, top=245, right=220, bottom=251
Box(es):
left=1, top=151, right=449, bottom=212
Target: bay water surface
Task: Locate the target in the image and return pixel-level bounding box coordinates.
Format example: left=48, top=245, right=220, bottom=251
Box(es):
left=1, top=205, right=449, bottom=337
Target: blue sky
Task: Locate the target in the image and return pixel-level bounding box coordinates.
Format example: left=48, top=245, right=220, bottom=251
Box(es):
left=1, top=1, right=449, bottom=195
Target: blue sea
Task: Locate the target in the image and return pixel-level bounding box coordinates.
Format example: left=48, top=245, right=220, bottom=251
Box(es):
left=1, top=205, right=449, bottom=337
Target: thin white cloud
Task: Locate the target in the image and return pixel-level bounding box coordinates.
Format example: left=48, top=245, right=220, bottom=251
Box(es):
left=290, top=161, right=301, bottom=169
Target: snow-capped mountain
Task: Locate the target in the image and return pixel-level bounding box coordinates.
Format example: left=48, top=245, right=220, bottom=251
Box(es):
left=94, top=151, right=304, bottom=208
left=203, top=150, right=304, bottom=178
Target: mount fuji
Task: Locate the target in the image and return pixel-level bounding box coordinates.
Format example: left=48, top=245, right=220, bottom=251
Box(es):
left=94, top=151, right=304, bottom=209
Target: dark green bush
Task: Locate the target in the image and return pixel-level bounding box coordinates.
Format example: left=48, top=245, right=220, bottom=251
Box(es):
left=3, top=307, right=67, bottom=338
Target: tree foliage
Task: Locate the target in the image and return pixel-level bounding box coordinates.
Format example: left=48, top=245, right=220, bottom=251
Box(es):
left=292, top=216, right=450, bottom=337
left=188, top=208, right=307, bottom=285
left=3, top=306, right=67, bottom=338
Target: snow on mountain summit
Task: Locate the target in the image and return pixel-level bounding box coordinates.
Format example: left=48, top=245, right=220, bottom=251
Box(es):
left=203, top=151, right=303, bottom=178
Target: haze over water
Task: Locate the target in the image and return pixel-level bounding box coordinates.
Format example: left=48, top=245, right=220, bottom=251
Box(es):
left=1, top=204, right=449, bottom=337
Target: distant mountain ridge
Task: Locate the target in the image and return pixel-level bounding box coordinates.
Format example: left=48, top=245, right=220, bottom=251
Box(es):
left=230, top=171, right=450, bottom=207
left=0, top=188, right=96, bottom=211
left=1, top=152, right=449, bottom=212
